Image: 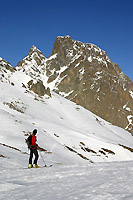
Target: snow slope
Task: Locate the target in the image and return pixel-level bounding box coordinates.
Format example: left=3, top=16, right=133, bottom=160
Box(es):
left=0, top=68, right=133, bottom=199
left=0, top=159, right=133, bottom=200
left=0, top=73, right=133, bottom=164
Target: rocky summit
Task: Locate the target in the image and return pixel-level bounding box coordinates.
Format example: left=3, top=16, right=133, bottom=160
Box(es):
left=0, top=36, right=133, bottom=134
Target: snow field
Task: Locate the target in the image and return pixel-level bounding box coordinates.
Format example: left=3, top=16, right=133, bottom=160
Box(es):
left=0, top=160, right=133, bottom=200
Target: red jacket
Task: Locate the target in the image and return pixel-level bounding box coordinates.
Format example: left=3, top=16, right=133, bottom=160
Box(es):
left=31, top=134, right=37, bottom=149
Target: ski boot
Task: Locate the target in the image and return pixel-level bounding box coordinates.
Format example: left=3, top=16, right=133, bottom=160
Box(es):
left=28, top=164, right=32, bottom=168
left=33, top=164, right=39, bottom=168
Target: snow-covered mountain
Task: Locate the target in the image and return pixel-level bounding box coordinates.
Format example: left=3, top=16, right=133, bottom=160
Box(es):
left=0, top=52, right=133, bottom=164
left=14, top=36, right=133, bottom=134
left=0, top=41, right=133, bottom=199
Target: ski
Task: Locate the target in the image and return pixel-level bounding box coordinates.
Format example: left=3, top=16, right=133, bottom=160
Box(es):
left=22, top=165, right=52, bottom=169
left=26, top=165, right=52, bottom=169
left=37, top=164, right=52, bottom=168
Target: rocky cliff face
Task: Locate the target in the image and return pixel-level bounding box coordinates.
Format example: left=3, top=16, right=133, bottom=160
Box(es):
left=48, top=36, right=133, bottom=133
left=0, top=36, right=132, bottom=133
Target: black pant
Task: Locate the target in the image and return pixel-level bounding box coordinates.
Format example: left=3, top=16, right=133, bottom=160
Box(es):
left=29, top=148, right=39, bottom=165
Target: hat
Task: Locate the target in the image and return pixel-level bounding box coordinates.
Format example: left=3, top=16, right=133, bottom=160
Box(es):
left=33, top=129, right=37, bottom=135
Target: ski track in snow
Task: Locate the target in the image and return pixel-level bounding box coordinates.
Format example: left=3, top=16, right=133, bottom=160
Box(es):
left=0, top=161, right=133, bottom=200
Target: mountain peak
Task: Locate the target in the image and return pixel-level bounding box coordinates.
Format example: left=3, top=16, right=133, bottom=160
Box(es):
left=28, top=45, right=43, bottom=57
left=16, top=45, right=46, bottom=72
left=0, top=57, right=12, bottom=68
left=30, top=45, right=38, bottom=51
left=57, top=35, right=71, bottom=40
left=32, top=45, right=37, bottom=49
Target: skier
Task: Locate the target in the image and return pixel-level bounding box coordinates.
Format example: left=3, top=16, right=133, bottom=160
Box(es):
left=28, top=129, right=39, bottom=168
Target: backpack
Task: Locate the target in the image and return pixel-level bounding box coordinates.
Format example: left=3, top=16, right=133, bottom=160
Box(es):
left=26, top=135, right=32, bottom=148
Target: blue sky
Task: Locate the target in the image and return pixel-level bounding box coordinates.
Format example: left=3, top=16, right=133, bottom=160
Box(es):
left=0, top=0, right=133, bottom=80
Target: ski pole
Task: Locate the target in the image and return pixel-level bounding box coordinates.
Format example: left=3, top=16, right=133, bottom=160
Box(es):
left=39, top=150, right=46, bottom=166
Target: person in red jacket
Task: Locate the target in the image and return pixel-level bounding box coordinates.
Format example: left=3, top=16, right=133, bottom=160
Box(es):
left=29, top=129, right=39, bottom=168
